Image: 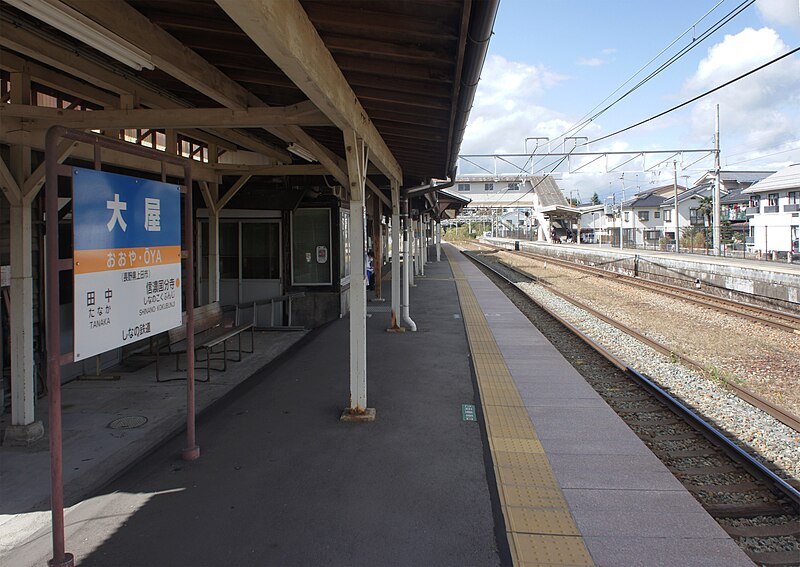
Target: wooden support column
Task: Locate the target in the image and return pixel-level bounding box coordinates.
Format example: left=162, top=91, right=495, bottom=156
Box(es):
left=341, top=128, right=374, bottom=421
left=387, top=182, right=403, bottom=332
left=4, top=68, right=43, bottom=444
left=207, top=145, right=220, bottom=304
left=372, top=186, right=382, bottom=301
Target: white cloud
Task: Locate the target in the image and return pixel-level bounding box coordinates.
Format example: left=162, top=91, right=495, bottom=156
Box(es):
left=684, top=27, right=800, bottom=159
left=601, top=48, right=617, bottom=55
left=577, top=57, right=605, bottom=67
left=462, top=55, right=572, bottom=155
left=757, top=0, right=800, bottom=31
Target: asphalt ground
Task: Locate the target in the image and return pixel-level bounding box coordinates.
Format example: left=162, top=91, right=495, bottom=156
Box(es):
left=8, top=260, right=503, bottom=567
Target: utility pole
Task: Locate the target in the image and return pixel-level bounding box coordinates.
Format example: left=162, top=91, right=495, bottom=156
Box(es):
left=620, top=174, right=626, bottom=249
left=713, top=104, right=722, bottom=255
left=673, top=160, right=680, bottom=253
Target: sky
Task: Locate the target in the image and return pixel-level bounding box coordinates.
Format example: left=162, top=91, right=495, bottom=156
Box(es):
left=459, top=0, right=800, bottom=203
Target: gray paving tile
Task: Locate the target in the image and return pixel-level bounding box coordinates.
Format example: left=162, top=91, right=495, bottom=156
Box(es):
left=538, top=436, right=652, bottom=456
left=562, top=487, right=711, bottom=513
left=547, top=454, right=685, bottom=491
left=526, top=406, right=632, bottom=440
left=582, top=536, right=753, bottom=567
left=573, top=509, right=730, bottom=539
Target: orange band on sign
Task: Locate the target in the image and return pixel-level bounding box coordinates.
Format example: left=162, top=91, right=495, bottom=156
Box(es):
left=74, top=245, right=181, bottom=275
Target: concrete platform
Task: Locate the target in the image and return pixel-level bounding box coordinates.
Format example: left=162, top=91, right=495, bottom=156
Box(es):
left=1, top=248, right=754, bottom=566
left=0, top=261, right=502, bottom=566
left=446, top=243, right=753, bottom=566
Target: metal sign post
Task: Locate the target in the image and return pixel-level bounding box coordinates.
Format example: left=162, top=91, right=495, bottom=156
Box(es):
left=44, top=127, right=196, bottom=567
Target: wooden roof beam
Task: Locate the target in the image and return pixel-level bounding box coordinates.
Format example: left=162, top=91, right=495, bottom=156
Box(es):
left=1, top=103, right=333, bottom=129
left=217, top=0, right=402, bottom=185
left=61, top=0, right=350, bottom=185
left=0, top=23, right=289, bottom=160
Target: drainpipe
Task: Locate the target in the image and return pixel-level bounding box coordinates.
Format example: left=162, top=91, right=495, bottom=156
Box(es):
left=401, top=197, right=417, bottom=331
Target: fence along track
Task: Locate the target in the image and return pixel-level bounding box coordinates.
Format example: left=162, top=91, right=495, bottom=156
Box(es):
left=475, top=240, right=800, bottom=334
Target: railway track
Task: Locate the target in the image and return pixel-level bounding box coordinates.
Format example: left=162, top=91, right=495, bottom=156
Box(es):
left=473, top=240, right=800, bottom=334
left=461, top=247, right=800, bottom=567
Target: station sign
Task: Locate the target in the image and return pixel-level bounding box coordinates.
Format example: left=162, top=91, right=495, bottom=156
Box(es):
left=72, top=168, right=182, bottom=361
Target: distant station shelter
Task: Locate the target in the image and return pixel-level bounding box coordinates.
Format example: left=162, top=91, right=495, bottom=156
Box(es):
left=453, top=175, right=580, bottom=242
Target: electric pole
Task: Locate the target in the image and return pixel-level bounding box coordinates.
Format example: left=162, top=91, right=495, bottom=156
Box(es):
left=619, top=174, right=625, bottom=249
left=713, top=104, right=722, bottom=255
left=673, top=161, right=680, bottom=253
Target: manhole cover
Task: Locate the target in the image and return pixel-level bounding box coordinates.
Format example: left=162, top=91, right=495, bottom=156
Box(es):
left=108, top=416, right=148, bottom=430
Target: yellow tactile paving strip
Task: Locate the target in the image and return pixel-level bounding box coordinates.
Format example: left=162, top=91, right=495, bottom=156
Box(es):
left=448, top=254, right=594, bottom=567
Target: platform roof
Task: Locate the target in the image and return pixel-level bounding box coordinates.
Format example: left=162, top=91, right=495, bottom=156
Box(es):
left=0, top=0, right=499, bottom=187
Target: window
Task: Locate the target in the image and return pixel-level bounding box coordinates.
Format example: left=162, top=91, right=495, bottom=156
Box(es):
left=654, top=211, right=661, bottom=219
left=457, top=183, right=470, bottom=192
left=207, top=220, right=280, bottom=281
left=750, top=195, right=761, bottom=208
left=623, top=211, right=629, bottom=222
left=638, top=211, right=650, bottom=221
left=768, top=193, right=779, bottom=206
left=508, top=182, right=520, bottom=191
left=241, top=223, right=280, bottom=279
left=789, top=191, right=800, bottom=205
left=663, top=210, right=671, bottom=222
left=292, top=208, right=332, bottom=285
left=219, top=222, right=239, bottom=279
left=690, top=208, right=702, bottom=224
left=484, top=183, right=494, bottom=191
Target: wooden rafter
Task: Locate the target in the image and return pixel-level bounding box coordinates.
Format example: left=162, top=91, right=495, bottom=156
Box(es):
left=217, top=0, right=402, bottom=185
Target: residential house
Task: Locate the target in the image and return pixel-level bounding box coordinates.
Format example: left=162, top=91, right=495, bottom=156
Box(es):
left=742, top=164, right=800, bottom=256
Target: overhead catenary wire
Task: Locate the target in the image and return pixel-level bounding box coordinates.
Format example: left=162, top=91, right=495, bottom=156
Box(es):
left=477, top=0, right=754, bottom=210
left=548, top=0, right=753, bottom=152
left=483, top=44, right=799, bottom=210
left=584, top=46, right=800, bottom=147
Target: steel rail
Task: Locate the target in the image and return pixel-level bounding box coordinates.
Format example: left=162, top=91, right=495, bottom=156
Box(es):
left=490, top=254, right=800, bottom=433
left=524, top=248, right=800, bottom=332
left=461, top=248, right=800, bottom=508
left=477, top=240, right=800, bottom=333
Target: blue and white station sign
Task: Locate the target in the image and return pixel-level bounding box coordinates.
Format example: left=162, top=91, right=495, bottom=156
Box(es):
left=72, top=168, right=182, bottom=361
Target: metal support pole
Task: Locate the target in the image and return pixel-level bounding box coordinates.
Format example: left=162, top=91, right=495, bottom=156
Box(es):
left=45, top=128, right=74, bottom=567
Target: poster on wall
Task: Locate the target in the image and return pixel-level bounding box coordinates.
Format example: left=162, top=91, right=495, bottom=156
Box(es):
left=72, top=168, right=182, bottom=361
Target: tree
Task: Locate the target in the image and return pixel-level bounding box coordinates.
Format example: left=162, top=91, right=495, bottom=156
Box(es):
left=591, top=192, right=601, bottom=205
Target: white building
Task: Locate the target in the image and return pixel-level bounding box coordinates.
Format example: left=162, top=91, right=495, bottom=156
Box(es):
left=455, top=175, right=578, bottom=242
left=743, top=164, right=800, bottom=256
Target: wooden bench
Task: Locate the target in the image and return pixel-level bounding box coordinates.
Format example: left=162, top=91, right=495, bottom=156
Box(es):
left=156, top=302, right=254, bottom=382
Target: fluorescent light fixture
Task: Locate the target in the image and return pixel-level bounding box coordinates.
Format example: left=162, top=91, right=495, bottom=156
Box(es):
left=287, top=143, right=317, bottom=162
left=6, top=0, right=155, bottom=71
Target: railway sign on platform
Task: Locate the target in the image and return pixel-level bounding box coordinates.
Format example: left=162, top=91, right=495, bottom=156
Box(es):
left=72, top=168, right=182, bottom=361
